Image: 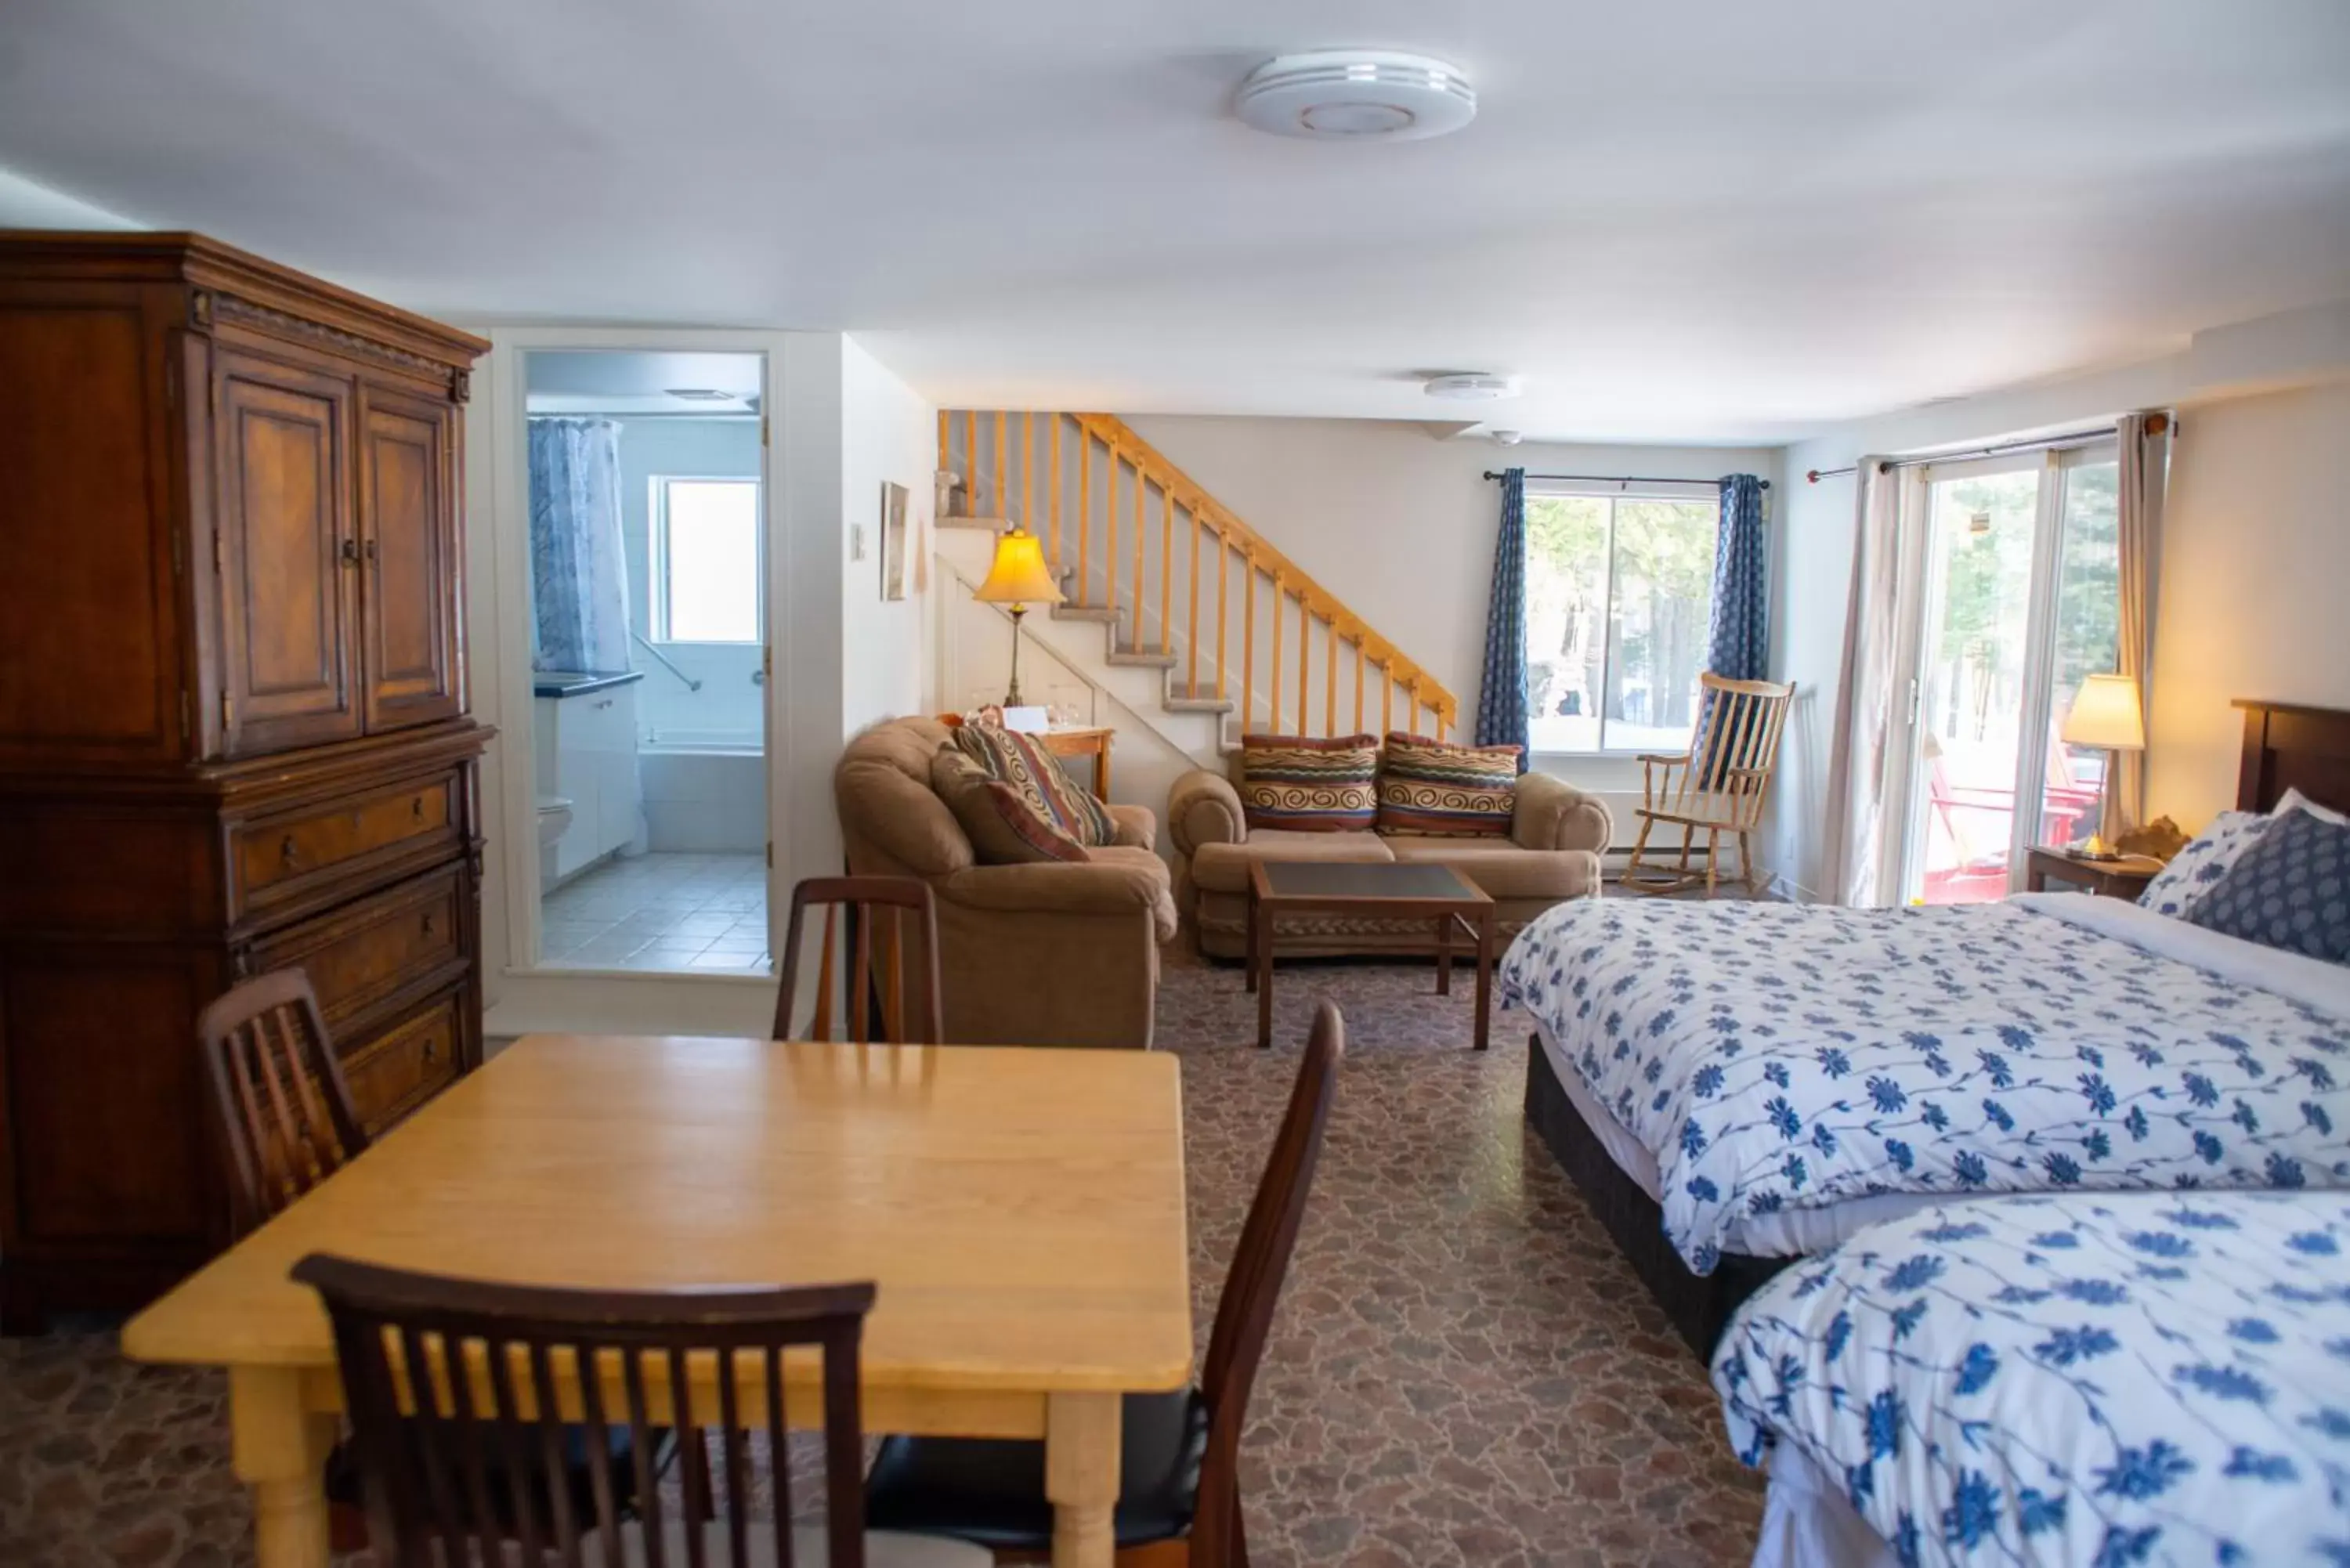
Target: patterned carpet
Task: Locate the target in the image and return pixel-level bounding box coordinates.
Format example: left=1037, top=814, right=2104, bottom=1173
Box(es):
left=0, top=956, right=1763, bottom=1567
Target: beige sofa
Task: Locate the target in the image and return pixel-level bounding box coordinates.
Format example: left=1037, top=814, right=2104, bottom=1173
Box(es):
left=1166, top=761, right=1611, bottom=959
left=835, top=717, right=1177, bottom=1048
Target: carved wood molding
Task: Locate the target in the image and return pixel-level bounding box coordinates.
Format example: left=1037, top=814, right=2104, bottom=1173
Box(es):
left=201, top=289, right=461, bottom=392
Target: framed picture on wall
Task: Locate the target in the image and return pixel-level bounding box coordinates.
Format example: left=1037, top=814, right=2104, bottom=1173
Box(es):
left=880, top=480, right=909, bottom=601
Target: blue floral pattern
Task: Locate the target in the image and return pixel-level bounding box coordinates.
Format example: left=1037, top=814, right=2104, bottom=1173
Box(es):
left=1713, top=1194, right=2350, bottom=1566
left=1499, top=899, right=2350, bottom=1272
left=2138, top=811, right=2271, bottom=920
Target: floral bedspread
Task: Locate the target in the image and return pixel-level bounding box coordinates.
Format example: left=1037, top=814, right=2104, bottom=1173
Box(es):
left=1713, top=1194, right=2350, bottom=1566
left=1499, top=898, right=2350, bottom=1272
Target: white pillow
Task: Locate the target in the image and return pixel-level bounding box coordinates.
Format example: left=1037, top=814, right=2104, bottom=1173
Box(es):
left=2136, top=810, right=2273, bottom=920
left=2274, top=786, right=2348, bottom=827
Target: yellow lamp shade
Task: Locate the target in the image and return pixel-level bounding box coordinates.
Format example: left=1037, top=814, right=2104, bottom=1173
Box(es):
left=972, top=527, right=1064, bottom=607
left=2062, top=672, right=2146, bottom=751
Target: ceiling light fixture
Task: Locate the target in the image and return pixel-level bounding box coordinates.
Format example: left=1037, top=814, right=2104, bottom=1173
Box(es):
left=1236, top=50, right=1476, bottom=142
left=664, top=387, right=735, bottom=400
left=1423, top=373, right=1517, bottom=402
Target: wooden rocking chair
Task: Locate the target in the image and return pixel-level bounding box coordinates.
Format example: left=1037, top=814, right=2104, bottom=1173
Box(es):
left=1623, top=674, right=1795, bottom=896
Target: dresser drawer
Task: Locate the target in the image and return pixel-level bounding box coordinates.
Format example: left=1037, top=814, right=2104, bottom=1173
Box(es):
left=232, top=772, right=459, bottom=919
left=249, top=866, right=464, bottom=1026
left=342, top=989, right=462, bottom=1131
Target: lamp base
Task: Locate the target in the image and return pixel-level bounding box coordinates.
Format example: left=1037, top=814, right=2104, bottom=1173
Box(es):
left=1002, top=605, right=1027, bottom=708
left=2072, top=834, right=2124, bottom=862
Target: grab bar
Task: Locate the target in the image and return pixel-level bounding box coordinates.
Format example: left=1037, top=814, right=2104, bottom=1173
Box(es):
left=630, top=632, right=703, bottom=692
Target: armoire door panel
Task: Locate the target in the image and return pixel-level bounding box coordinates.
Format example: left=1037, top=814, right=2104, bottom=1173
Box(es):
left=359, top=387, right=462, bottom=731
left=0, top=298, right=178, bottom=762
left=215, top=352, right=360, bottom=757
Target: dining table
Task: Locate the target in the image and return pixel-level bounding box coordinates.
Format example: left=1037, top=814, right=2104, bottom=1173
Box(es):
left=121, top=1034, right=1194, bottom=1568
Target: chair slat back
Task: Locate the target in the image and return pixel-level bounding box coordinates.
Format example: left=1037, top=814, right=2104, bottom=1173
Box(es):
left=292, top=1253, right=878, bottom=1568
left=775, top=877, right=944, bottom=1045
left=1673, top=674, right=1795, bottom=827
left=197, top=970, right=367, bottom=1235
left=1193, top=1001, right=1343, bottom=1568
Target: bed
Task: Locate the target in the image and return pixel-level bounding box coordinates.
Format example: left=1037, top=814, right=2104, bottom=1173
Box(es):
left=1510, top=699, right=2350, bottom=1353
left=1711, top=1191, right=2350, bottom=1567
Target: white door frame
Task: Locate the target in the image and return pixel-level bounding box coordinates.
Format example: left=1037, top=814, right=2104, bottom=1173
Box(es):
left=467, top=326, right=800, bottom=1039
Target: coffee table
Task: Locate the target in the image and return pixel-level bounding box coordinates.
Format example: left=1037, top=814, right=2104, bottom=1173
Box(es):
left=1246, top=860, right=1498, bottom=1050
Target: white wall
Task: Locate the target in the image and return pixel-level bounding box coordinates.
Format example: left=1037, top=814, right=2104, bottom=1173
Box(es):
left=1768, top=298, right=2350, bottom=898
left=1121, top=415, right=1780, bottom=842
left=2146, top=383, right=2350, bottom=828
left=841, top=338, right=939, bottom=734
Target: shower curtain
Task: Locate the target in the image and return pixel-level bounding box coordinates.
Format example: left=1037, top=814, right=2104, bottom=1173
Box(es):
left=528, top=417, right=631, bottom=674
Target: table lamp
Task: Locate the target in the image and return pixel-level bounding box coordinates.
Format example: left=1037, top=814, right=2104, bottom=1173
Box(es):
left=971, top=526, right=1063, bottom=706
left=2061, top=672, right=2145, bottom=859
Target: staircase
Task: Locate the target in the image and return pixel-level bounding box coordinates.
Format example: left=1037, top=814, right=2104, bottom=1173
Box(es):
left=936, top=410, right=1459, bottom=755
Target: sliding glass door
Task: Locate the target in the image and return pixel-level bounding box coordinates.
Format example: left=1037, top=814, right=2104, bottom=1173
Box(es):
left=1891, top=444, right=2120, bottom=904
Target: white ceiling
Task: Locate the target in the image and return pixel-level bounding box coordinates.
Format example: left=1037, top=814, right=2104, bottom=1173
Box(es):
left=3, top=0, right=2347, bottom=443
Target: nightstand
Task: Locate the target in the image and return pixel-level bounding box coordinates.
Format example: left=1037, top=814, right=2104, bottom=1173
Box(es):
left=2024, top=846, right=2166, bottom=899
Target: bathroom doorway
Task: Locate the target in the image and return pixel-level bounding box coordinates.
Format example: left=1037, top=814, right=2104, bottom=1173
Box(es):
left=522, top=349, right=772, bottom=973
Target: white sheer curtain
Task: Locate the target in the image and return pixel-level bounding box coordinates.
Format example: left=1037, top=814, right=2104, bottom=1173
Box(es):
left=1818, top=460, right=1916, bottom=907
left=2112, top=411, right=2171, bottom=832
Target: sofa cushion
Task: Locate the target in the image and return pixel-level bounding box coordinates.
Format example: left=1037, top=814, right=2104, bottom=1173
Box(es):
left=1187, top=828, right=1395, bottom=895
left=1383, top=836, right=1596, bottom=901
left=1376, top=732, right=1520, bottom=836
left=953, top=724, right=1117, bottom=847
left=931, top=751, right=1089, bottom=865
left=1237, top=732, right=1379, bottom=833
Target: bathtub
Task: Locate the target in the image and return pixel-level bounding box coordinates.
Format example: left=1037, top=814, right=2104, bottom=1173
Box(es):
left=636, top=732, right=765, bottom=854
left=638, top=728, right=763, bottom=755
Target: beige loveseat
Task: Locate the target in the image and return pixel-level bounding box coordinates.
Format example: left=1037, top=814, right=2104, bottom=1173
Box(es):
left=834, top=717, right=1177, bottom=1048
left=1166, top=761, right=1611, bottom=959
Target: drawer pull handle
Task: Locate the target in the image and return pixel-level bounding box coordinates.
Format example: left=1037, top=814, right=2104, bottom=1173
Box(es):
left=339, top=538, right=360, bottom=566
left=420, top=913, right=436, bottom=937
left=412, top=795, right=426, bottom=821
left=280, top=835, right=299, bottom=865
left=421, top=1039, right=438, bottom=1064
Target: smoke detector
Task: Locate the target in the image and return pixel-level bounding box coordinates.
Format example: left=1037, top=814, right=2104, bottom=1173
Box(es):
left=1236, top=51, right=1477, bottom=142
left=1423, top=373, right=1517, bottom=402
left=1488, top=428, right=1524, bottom=446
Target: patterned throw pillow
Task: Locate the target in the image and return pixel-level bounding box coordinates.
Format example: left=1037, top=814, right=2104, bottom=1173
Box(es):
left=1238, top=733, right=1379, bottom=833
left=1376, top=732, right=1520, bottom=837
left=2137, top=811, right=2272, bottom=919
left=931, top=750, right=1088, bottom=865
left=2182, top=807, right=2350, bottom=963
left=952, top=724, right=1117, bottom=847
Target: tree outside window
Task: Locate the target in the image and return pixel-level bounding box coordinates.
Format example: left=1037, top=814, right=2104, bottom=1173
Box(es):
left=1524, top=493, right=1717, bottom=753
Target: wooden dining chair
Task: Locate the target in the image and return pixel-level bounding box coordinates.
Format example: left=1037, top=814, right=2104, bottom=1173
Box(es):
left=197, top=970, right=369, bottom=1238
left=203, top=973, right=656, bottom=1550
left=775, top=876, right=945, bottom=1045
left=1622, top=673, right=1795, bottom=896
left=290, top=1255, right=989, bottom=1568
left=862, top=1000, right=1345, bottom=1566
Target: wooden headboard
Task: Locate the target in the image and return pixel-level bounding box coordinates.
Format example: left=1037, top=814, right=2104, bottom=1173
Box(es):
left=2235, top=700, right=2350, bottom=815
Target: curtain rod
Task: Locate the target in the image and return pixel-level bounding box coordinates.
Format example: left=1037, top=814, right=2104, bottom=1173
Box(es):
left=1805, top=414, right=2167, bottom=483
left=1481, top=471, right=1766, bottom=490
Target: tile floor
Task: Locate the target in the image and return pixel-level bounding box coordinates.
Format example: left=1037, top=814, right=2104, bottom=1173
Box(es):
left=538, top=852, right=770, bottom=973
left=0, top=959, right=1765, bottom=1568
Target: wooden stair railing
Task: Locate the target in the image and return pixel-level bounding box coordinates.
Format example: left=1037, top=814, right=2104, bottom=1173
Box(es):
left=938, top=410, right=1459, bottom=743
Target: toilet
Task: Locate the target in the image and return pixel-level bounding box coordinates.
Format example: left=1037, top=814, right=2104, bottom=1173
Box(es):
left=536, top=794, right=573, bottom=852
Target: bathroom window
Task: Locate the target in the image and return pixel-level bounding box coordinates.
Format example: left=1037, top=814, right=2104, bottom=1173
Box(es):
left=650, top=476, right=761, bottom=643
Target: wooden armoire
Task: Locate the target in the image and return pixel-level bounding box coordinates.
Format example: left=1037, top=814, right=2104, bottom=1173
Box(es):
left=0, top=233, right=491, bottom=1329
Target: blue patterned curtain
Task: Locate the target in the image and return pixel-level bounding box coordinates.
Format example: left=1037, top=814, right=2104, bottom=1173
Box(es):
left=528, top=417, right=632, bottom=673
left=1692, top=473, right=1769, bottom=774
left=1474, top=468, right=1530, bottom=770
